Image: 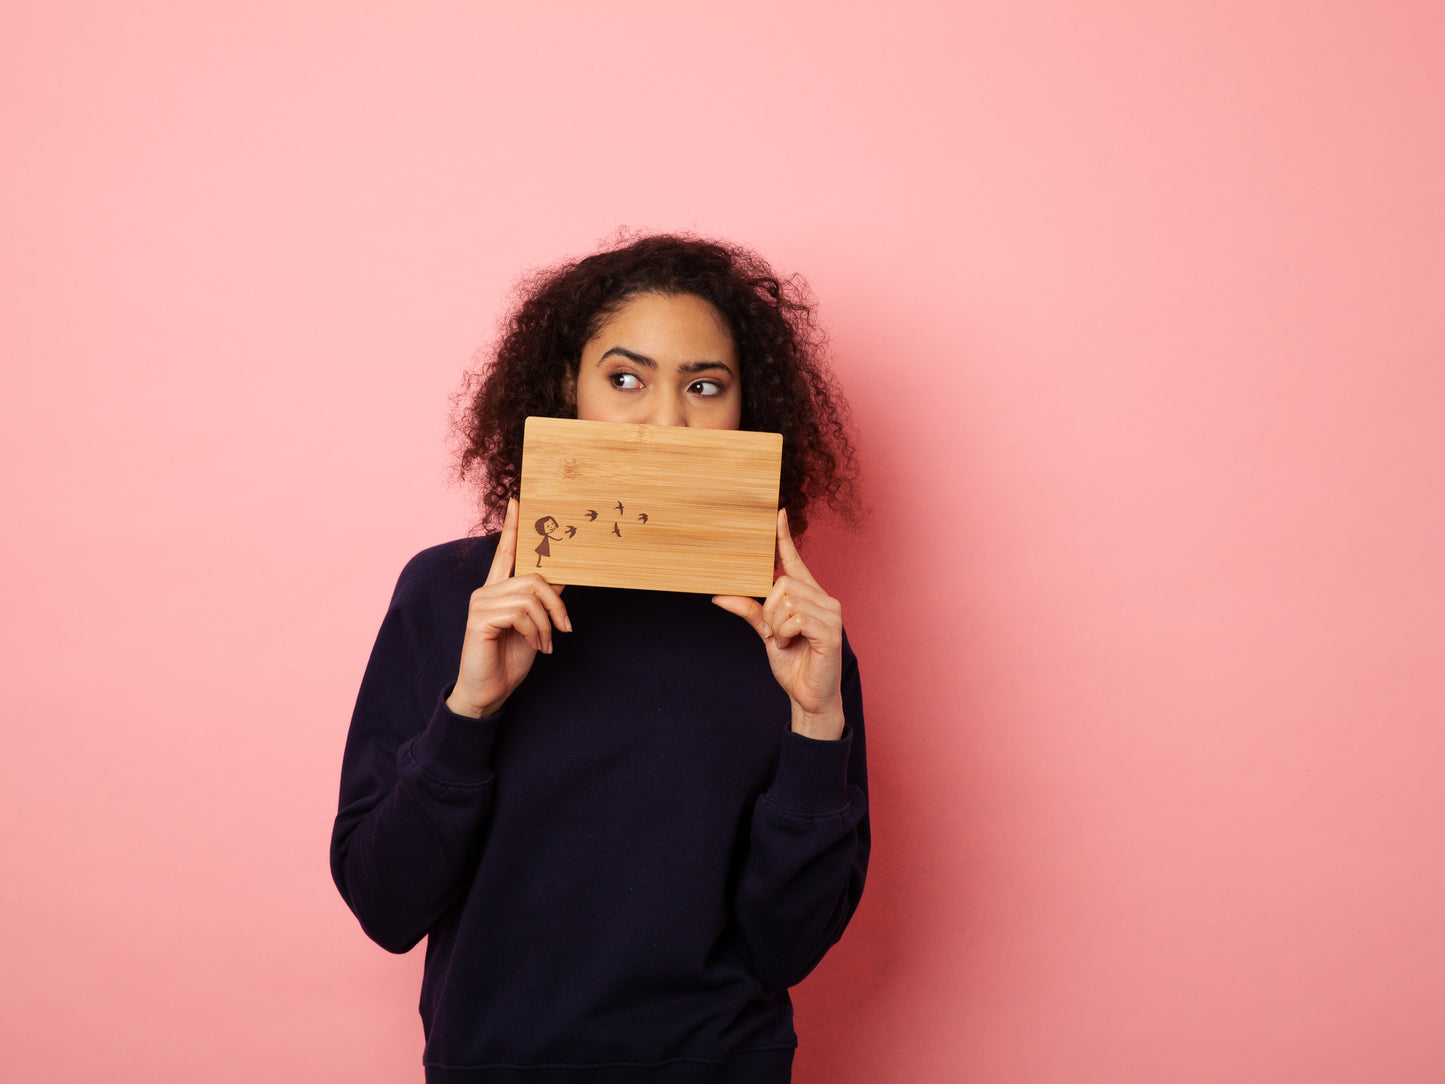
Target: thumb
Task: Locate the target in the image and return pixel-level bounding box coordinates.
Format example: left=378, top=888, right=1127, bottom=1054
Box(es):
left=712, top=595, right=771, bottom=641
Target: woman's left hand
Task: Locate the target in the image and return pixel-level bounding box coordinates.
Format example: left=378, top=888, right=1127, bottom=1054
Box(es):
left=713, top=509, right=846, bottom=741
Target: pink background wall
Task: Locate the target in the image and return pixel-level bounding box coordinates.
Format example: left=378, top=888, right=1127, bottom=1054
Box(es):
left=4, top=2, right=1443, bottom=1080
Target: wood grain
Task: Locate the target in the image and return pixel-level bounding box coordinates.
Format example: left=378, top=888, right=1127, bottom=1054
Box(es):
left=517, top=417, right=782, bottom=595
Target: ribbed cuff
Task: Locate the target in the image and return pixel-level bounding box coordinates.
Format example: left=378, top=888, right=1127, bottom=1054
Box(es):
left=407, top=687, right=501, bottom=787
left=766, top=726, right=854, bottom=815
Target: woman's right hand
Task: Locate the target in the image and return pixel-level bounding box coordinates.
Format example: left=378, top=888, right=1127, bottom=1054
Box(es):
left=445, top=498, right=571, bottom=718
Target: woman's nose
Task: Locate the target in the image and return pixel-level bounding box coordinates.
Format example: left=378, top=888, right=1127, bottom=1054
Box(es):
left=645, top=395, right=687, bottom=427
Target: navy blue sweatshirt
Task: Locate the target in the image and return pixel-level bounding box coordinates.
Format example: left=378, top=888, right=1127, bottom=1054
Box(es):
left=331, top=538, right=869, bottom=1082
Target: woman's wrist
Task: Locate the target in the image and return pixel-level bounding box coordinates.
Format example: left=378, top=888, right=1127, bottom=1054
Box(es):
left=446, top=686, right=503, bottom=719
left=790, top=700, right=845, bottom=741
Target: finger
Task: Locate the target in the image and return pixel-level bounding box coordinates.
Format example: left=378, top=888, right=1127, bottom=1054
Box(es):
left=762, top=589, right=840, bottom=649
left=770, top=604, right=841, bottom=650
left=712, top=594, right=773, bottom=641
left=485, top=498, right=520, bottom=586
left=763, top=572, right=838, bottom=614
left=504, top=608, right=547, bottom=654
left=513, top=573, right=573, bottom=633
left=495, top=597, right=553, bottom=654
left=775, top=508, right=818, bottom=588
left=474, top=590, right=555, bottom=653
left=759, top=571, right=838, bottom=625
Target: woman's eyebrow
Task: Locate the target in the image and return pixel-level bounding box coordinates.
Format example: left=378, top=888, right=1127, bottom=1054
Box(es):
left=598, top=346, right=656, bottom=367
left=598, top=348, right=735, bottom=377
left=678, top=360, right=735, bottom=376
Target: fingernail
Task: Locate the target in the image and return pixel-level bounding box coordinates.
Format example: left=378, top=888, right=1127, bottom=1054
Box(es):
left=761, top=623, right=772, bottom=638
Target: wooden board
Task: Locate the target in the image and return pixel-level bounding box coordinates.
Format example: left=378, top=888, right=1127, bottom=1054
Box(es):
left=517, top=417, right=782, bottom=595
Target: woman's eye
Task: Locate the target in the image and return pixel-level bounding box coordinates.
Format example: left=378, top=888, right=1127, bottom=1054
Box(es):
left=609, top=372, right=642, bottom=390
left=690, top=380, right=724, bottom=397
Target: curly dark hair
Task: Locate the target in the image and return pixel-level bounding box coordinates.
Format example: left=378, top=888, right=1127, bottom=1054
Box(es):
left=455, top=233, right=859, bottom=539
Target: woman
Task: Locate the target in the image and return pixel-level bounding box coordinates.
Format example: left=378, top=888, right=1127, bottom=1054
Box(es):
left=331, top=234, right=868, bottom=1083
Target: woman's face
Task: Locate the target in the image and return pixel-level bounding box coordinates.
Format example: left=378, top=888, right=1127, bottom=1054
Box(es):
left=573, top=292, right=742, bottom=430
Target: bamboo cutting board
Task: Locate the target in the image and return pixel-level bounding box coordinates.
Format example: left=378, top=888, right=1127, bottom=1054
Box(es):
left=517, top=417, right=783, bottom=595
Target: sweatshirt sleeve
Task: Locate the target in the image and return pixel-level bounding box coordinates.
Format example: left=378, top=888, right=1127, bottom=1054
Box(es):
left=329, top=552, right=498, bottom=954
left=731, top=636, right=870, bottom=992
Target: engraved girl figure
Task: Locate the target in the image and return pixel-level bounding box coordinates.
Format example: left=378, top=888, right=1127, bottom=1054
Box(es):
left=533, top=515, right=563, bottom=566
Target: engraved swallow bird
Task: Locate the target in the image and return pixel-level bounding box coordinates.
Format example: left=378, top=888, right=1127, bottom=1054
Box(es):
left=612, top=523, right=622, bottom=537
left=615, top=501, right=625, bottom=515
left=565, top=525, right=578, bottom=538
left=637, top=513, right=649, bottom=523
left=585, top=509, right=598, bottom=521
